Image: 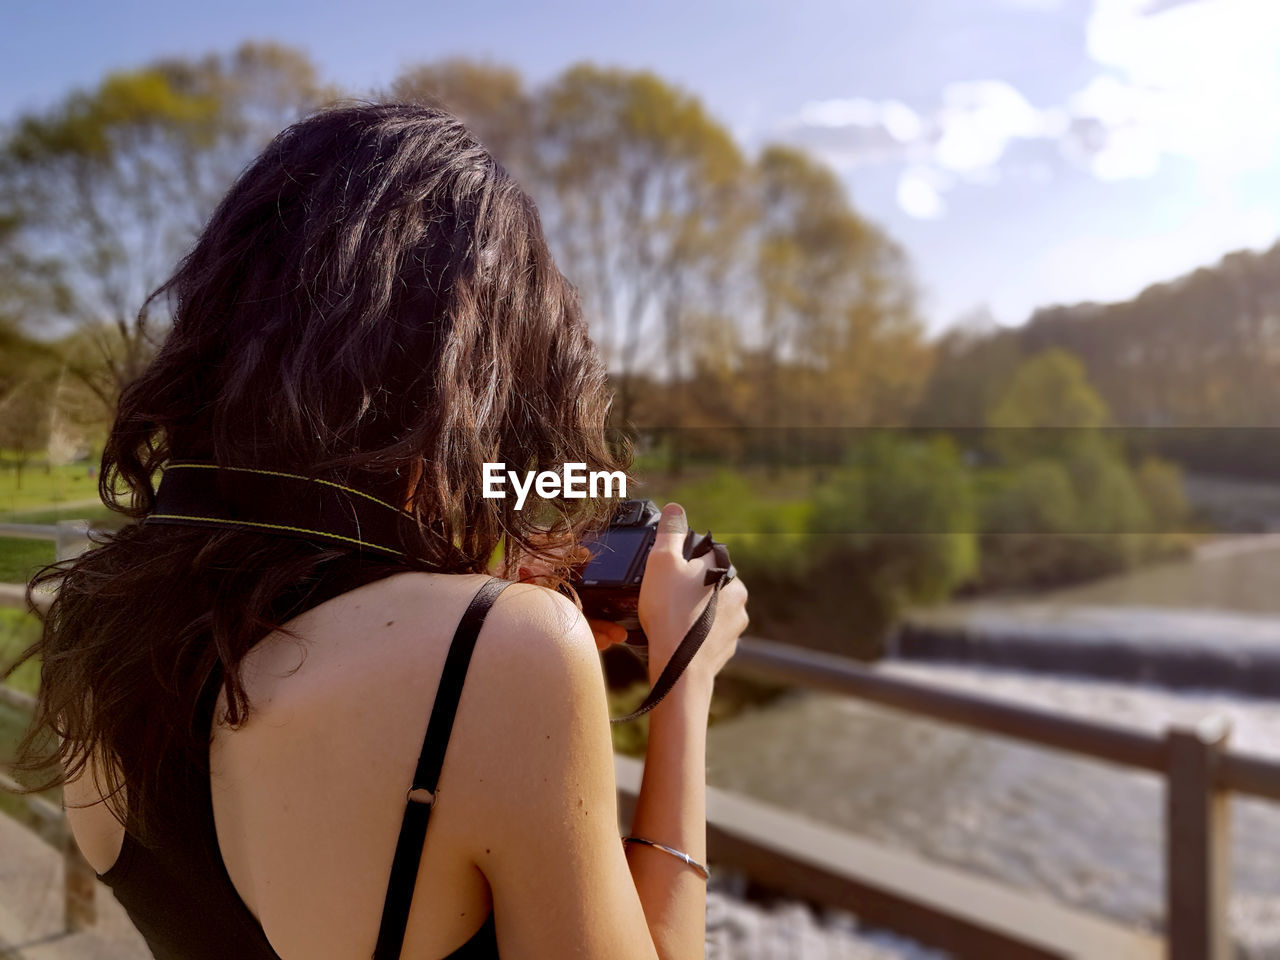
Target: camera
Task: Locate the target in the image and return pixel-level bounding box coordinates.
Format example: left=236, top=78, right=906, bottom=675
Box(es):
left=572, top=498, right=733, bottom=664
left=573, top=499, right=663, bottom=631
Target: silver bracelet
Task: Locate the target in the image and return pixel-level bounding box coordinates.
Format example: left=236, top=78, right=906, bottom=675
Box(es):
left=621, top=835, right=710, bottom=881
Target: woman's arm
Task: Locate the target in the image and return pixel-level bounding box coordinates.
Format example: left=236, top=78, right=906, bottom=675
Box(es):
left=467, top=505, right=745, bottom=958
left=462, top=586, right=664, bottom=959
left=625, top=502, right=748, bottom=958
left=625, top=674, right=714, bottom=959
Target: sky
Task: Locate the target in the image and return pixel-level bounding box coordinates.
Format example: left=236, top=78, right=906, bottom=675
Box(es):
left=5, top=0, right=1280, bottom=335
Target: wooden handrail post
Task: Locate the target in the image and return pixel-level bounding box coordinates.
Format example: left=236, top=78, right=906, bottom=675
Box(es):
left=54, top=519, right=92, bottom=562
left=55, top=518, right=97, bottom=932
left=63, top=833, right=97, bottom=931
left=1166, top=715, right=1232, bottom=960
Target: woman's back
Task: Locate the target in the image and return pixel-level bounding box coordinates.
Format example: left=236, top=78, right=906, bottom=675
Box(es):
left=210, top=571, right=503, bottom=957
left=69, top=570, right=540, bottom=958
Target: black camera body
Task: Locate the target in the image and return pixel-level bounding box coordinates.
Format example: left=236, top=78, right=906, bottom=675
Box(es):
left=572, top=498, right=736, bottom=713
left=573, top=498, right=663, bottom=630
left=572, top=499, right=735, bottom=667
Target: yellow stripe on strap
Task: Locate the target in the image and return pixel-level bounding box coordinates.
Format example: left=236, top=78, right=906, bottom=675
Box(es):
left=147, top=513, right=405, bottom=555
left=160, top=462, right=412, bottom=517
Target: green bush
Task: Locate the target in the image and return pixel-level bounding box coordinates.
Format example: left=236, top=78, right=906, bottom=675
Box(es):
left=981, top=458, right=1079, bottom=536
left=660, top=468, right=814, bottom=578
left=1135, top=454, right=1192, bottom=531
left=729, top=433, right=982, bottom=659
left=971, top=347, right=1195, bottom=591
left=811, top=432, right=978, bottom=600
left=974, top=439, right=1193, bottom=590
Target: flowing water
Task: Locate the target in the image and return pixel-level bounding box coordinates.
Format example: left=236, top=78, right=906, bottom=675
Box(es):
left=706, top=535, right=1280, bottom=957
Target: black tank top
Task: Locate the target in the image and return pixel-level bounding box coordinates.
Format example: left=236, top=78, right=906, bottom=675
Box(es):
left=97, top=572, right=508, bottom=960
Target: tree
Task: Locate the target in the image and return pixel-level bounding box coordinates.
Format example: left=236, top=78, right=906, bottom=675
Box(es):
left=537, top=65, right=748, bottom=425
left=385, top=59, right=535, bottom=180
left=0, top=42, right=334, bottom=412
left=752, top=146, right=929, bottom=432
left=1013, top=240, right=1280, bottom=471
left=383, top=60, right=754, bottom=447
left=984, top=348, right=1110, bottom=465
left=0, top=320, right=61, bottom=485
left=795, top=432, right=978, bottom=653
left=974, top=347, right=1190, bottom=588
left=911, top=307, right=1023, bottom=429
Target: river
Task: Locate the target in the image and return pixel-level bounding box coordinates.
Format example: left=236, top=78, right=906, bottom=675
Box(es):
left=705, top=532, right=1280, bottom=957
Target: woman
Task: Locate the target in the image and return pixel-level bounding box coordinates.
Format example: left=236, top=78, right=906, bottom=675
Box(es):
left=8, top=102, right=749, bottom=959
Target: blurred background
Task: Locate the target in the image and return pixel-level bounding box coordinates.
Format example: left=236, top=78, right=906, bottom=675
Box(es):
left=3, top=1, right=1280, bottom=957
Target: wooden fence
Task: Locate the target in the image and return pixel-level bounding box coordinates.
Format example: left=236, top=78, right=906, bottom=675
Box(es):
left=0, top=520, right=97, bottom=939
left=3, top=520, right=1279, bottom=958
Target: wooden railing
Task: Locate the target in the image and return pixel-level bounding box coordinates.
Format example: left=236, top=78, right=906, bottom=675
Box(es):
left=3, top=519, right=1278, bottom=958
left=714, top=637, right=1271, bottom=960
left=0, top=520, right=97, bottom=939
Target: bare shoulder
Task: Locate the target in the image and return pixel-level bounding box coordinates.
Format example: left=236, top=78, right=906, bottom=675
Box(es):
left=238, top=571, right=596, bottom=718
left=322, top=571, right=597, bottom=680
left=436, top=582, right=660, bottom=957
left=473, top=579, right=599, bottom=672
left=261, top=570, right=607, bottom=777
left=465, top=579, right=607, bottom=737
left=440, top=577, right=608, bottom=764
left=230, top=570, right=611, bottom=827
left=425, top=577, right=616, bottom=828
left=341, top=574, right=652, bottom=956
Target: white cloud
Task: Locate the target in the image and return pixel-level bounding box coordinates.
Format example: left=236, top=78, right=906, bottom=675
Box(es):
left=797, top=98, right=882, bottom=128
left=934, top=80, right=1054, bottom=173
left=796, top=97, right=924, bottom=142
left=1076, top=0, right=1280, bottom=181
left=782, top=0, right=1280, bottom=219
left=881, top=100, right=925, bottom=142
left=789, top=82, right=1054, bottom=217
left=897, top=167, right=950, bottom=219
left=1088, top=126, right=1163, bottom=181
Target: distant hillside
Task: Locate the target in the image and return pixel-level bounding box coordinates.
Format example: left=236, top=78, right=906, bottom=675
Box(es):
left=914, top=240, right=1280, bottom=479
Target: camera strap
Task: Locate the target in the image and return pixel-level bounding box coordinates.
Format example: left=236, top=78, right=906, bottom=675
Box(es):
left=609, top=532, right=736, bottom=725
left=145, top=461, right=414, bottom=557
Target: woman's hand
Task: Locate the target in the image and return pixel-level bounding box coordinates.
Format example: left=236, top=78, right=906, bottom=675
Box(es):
left=637, top=502, right=749, bottom=689
left=585, top=618, right=628, bottom=652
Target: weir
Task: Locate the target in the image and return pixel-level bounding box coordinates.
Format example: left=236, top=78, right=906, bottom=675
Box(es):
left=892, top=603, right=1280, bottom=695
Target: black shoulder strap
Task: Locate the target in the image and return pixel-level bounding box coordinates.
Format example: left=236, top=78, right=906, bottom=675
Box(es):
left=373, top=576, right=511, bottom=960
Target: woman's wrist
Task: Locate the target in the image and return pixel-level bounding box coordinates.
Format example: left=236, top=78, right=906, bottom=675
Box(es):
left=645, top=632, right=710, bottom=680
left=646, top=667, right=714, bottom=721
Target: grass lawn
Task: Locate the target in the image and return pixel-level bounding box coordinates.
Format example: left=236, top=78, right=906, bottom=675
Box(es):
left=0, top=502, right=116, bottom=588
left=1, top=609, right=41, bottom=696
left=0, top=538, right=54, bottom=583
left=0, top=608, right=53, bottom=814
left=6, top=504, right=117, bottom=527
left=0, top=459, right=102, bottom=518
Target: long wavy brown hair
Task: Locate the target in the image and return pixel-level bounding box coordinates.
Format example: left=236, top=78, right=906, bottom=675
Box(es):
left=4, top=101, right=628, bottom=837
